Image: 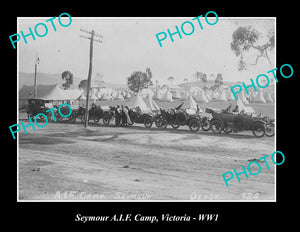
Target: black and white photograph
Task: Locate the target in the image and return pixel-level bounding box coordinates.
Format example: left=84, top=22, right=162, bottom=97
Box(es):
left=5, top=3, right=297, bottom=227
left=17, top=16, right=276, bottom=201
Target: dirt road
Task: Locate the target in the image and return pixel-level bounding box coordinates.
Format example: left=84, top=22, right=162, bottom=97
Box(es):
left=18, top=122, right=275, bottom=201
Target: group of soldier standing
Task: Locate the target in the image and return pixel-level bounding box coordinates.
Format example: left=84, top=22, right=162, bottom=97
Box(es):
left=114, top=105, right=131, bottom=126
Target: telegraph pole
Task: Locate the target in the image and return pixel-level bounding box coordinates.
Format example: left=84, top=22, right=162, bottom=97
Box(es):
left=33, top=53, right=40, bottom=98
left=80, top=29, right=103, bottom=128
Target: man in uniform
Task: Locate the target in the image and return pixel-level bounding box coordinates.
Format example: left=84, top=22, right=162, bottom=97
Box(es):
left=115, top=105, right=121, bottom=126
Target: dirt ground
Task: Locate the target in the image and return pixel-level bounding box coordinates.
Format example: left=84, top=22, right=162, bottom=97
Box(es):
left=18, top=112, right=275, bottom=201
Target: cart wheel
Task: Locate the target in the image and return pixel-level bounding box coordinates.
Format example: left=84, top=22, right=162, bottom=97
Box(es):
left=46, top=112, right=53, bottom=122
left=265, top=122, right=275, bottom=137
left=189, top=118, right=200, bottom=132
left=201, top=118, right=211, bottom=131
left=223, top=126, right=233, bottom=133
left=144, top=117, right=153, bottom=128
left=171, top=120, right=180, bottom=129
left=93, top=117, right=100, bottom=123
left=80, top=115, right=85, bottom=123
left=38, top=114, right=46, bottom=120
left=252, top=121, right=265, bottom=138
left=56, top=113, right=63, bottom=122
left=160, top=117, right=168, bottom=129
left=127, top=120, right=134, bottom=126
left=155, top=120, right=161, bottom=127
left=103, top=116, right=110, bottom=126
left=210, top=119, right=223, bottom=134
left=68, top=114, right=76, bottom=123
left=27, top=113, right=34, bottom=120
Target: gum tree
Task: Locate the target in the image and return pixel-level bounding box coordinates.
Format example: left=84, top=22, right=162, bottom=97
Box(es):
left=193, top=72, right=202, bottom=81
left=61, top=70, right=73, bottom=89
left=230, top=26, right=274, bottom=71
left=78, top=79, right=88, bottom=93
left=167, top=76, right=174, bottom=85
left=127, top=69, right=153, bottom=93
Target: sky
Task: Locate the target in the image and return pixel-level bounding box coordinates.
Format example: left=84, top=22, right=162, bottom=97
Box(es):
left=18, top=16, right=275, bottom=85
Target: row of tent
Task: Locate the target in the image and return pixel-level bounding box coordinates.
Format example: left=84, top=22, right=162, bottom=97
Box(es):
left=19, top=83, right=275, bottom=107
left=121, top=90, right=255, bottom=115
left=19, top=83, right=256, bottom=116
left=81, top=85, right=275, bottom=104
left=152, top=86, right=275, bottom=104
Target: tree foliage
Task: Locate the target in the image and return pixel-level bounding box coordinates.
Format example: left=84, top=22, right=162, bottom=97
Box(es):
left=127, top=68, right=153, bottom=93
left=146, top=67, right=152, bottom=80
left=237, top=55, right=247, bottom=71
left=193, top=72, right=207, bottom=82
left=61, top=70, right=73, bottom=89
left=202, top=73, right=207, bottom=82
left=78, top=79, right=88, bottom=92
left=215, top=73, right=223, bottom=85
left=230, top=26, right=274, bottom=71
left=167, top=76, right=174, bottom=84
left=193, top=72, right=202, bottom=81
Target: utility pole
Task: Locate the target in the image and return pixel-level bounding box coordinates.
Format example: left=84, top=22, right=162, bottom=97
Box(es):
left=33, top=53, right=40, bottom=98
left=80, top=29, right=103, bottom=128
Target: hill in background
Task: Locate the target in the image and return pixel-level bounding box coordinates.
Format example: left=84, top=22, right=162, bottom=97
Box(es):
left=19, top=72, right=127, bottom=89
left=178, top=80, right=236, bottom=89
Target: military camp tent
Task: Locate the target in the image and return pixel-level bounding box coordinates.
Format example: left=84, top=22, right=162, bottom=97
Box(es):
left=144, top=95, right=160, bottom=111
left=153, top=88, right=163, bottom=100
left=230, top=98, right=255, bottom=114
left=264, top=91, right=274, bottom=103
left=126, top=94, right=149, bottom=112
left=114, top=91, right=124, bottom=100
left=252, top=90, right=267, bottom=103
left=161, top=89, right=173, bottom=102
left=19, top=84, right=70, bottom=101
left=215, top=89, right=227, bottom=101
left=178, top=94, right=198, bottom=111
left=195, top=89, right=209, bottom=103
left=172, top=90, right=181, bottom=99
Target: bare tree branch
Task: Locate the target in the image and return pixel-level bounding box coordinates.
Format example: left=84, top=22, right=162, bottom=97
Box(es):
left=250, top=52, right=264, bottom=66
left=264, top=50, right=272, bottom=65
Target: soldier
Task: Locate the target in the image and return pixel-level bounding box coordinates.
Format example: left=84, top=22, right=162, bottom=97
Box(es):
left=115, top=105, right=121, bottom=126
left=125, top=106, right=131, bottom=125
left=123, top=106, right=131, bottom=125
left=232, top=105, right=239, bottom=113
left=121, top=105, right=127, bottom=126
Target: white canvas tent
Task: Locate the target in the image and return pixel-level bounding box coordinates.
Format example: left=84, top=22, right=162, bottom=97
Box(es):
left=240, top=91, right=249, bottom=104
left=172, top=90, right=181, bottom=99
left=205, top=89, right=212, bottom=101
left=252, top=90, right=267, bottom=103
left=153, top=89, right=163, bottom=100
left=141, top=88, right=155, bottom=98
left=100, top=93, right=111, bottom=100
left=231, top=98, right=255, bottom=114
left=264, top=91, right=274, bottom=103
left=189, top=86, right=201, bottom=99
left=90, top=88, right=98, bottom=100
left=161, top=89, right=173, bottom=102
left=126, top=92, right=132, bottom=99
left=126, top=94, right=149, bottom=112
left=178, top=94, right=198, bottom=111
left=216, top=89, right=227, bottom=101
left=64, top=88, right=82, bottom=100
left=226, top=89, right=235, bottom=101
left=38, top=84, right=71, bottom=100
left=210, top=89, right=218, bottom=100
left=144, top=95, right=160, bottom=111
left=114, top=91, right=124, bottom=100
left=180, top=91, right=189, bottom=100
left=195, top=89, right=209, bottom=103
